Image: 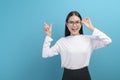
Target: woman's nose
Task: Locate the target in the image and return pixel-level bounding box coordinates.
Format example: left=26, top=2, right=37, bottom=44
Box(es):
left=73, top=23, right=77, bottom=27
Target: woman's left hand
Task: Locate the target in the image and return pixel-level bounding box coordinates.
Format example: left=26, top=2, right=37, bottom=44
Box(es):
left=82, top=18, right=95, bottom=32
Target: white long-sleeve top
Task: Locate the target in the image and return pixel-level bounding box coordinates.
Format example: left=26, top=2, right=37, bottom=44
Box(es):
left=42, top=28, right=112, bottom=70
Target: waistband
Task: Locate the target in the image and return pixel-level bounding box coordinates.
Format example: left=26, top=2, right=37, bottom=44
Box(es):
left=64, top=66, right=88, bottom=71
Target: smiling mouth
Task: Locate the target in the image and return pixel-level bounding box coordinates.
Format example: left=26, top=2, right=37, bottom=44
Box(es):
left=72, top=28, right=78, bottom=31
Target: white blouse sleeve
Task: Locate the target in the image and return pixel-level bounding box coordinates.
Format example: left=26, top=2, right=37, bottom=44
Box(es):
left=42, top=36, right=60, bottom=58
left=91, top=28, right=112, bottom=50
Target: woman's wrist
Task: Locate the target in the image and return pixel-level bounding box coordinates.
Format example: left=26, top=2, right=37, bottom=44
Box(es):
left=88, top=25, right=95, bottom=32
left=46, top=34, right=52, bottom=37
left=91, top=26, right=95, bottom=32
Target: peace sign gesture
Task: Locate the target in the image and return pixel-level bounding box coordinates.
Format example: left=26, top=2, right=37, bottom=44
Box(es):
left=43, top=22, right=52, bottom=37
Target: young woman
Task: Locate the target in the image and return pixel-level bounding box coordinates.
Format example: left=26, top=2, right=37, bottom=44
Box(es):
left=42, top=11, right=112, bottom=80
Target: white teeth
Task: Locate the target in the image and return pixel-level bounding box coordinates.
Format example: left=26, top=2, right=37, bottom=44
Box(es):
left=73, top=28, right=78, bottom=30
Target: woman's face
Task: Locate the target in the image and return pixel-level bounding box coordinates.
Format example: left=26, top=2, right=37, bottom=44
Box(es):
left=66, top=15, right=82, bottom=36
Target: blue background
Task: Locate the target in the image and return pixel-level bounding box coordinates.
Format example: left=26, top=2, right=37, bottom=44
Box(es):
left=0, top=0, right=120, bottom=80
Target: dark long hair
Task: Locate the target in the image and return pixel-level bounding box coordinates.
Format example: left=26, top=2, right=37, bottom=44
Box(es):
left=65, top=11, right=83, bottom=37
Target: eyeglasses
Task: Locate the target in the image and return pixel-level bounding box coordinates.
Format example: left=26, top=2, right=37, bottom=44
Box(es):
left=67, top=21, right=81, bottom=26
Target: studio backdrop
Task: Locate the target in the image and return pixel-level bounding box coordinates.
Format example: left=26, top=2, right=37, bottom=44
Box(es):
left=0, top=0, right=120, bottom=80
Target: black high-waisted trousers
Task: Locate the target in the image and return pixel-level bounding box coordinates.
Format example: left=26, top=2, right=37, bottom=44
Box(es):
left=62, top=66, right=91, bottom=80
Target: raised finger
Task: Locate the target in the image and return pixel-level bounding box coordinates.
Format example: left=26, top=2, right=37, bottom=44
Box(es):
left=44, top=22, right=49, bottom=26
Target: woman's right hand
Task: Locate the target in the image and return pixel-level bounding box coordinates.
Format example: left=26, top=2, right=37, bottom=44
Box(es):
left=43, top=22, right=52, bottom=37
